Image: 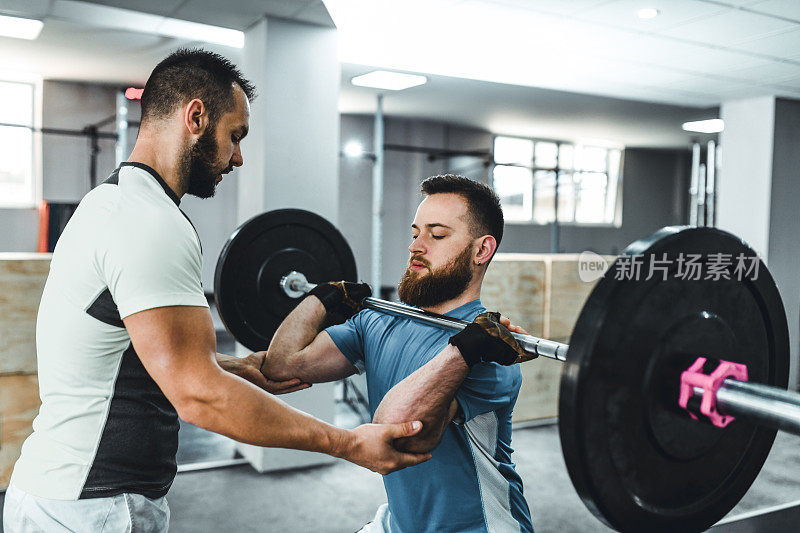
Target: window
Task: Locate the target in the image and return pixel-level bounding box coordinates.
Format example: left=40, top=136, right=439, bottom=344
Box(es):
left=0, top=79, right=38, bottom=207
left=491, top=136, right=622, bottom=225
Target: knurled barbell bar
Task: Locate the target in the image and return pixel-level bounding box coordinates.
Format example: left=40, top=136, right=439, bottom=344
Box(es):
left=214, top=209, right=791, bottom=533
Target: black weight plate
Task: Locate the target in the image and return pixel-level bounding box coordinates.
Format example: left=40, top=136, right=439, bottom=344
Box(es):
left=559, top=226, right=789, bottom=533
left=214, top=209, right=358, bottom=351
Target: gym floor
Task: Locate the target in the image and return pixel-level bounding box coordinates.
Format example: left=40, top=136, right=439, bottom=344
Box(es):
left=168, top=427, right=800, bottom=532
left=2, top=425, right=798, bottom=532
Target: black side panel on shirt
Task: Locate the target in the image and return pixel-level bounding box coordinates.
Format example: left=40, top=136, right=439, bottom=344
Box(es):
left=85, top=288, right=124, bottom=328
left=80, top=344, right=180, bottom=499
left=103, top=167, right=121, bottom=186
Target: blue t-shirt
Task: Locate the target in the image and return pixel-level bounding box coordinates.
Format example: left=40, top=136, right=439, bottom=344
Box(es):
left=326, top=299, right=534, bottom=533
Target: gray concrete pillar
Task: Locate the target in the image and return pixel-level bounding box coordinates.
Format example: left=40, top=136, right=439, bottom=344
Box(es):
left=236, top=16, right=341, bottom=472
left=718, top=96, right=800, bottom=389
left=238, top=17, right=340, bottom=223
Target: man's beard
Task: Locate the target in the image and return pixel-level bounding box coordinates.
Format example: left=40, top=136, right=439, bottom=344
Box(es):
left=397, top=244, right=474, bottom=308
left=181, top=125, right=228, bottom=199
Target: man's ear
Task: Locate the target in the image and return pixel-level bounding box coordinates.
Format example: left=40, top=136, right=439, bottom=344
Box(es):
left=183, top=98, right=208, bottom=136
left=475, top=235, right=497, bottom=266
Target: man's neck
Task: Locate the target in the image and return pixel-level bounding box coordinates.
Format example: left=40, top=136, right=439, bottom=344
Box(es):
left=127, top=135, right=185, bottom=199
left=421, top=284, right=482, bottom=315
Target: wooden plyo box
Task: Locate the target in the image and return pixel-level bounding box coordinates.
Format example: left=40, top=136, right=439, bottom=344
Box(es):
left=0, top=254, right=51, bottom=375
left=482, top=257, right=552, bottom=422
left=482, top=254, right=613, bottom=422
left=1, top=374, right=40, bottom=489
left=1, top=254, right=49, bottom=490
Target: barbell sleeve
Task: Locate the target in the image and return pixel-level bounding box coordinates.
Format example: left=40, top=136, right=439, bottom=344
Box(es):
left=715, top=380, right=800, bottom=435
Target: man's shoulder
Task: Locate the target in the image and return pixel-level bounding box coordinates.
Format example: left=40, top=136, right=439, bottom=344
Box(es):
left=355, top=307, right=400, bottom=326
left=100, top=205, right=198, bottom=270
left=111, top=206, right=192, bottom=247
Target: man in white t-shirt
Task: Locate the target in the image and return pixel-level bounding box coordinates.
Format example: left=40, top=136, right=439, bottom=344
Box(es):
left=3, top=49, right=429, bottom=533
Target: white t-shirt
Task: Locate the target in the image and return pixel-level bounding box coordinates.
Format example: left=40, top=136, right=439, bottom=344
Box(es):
left=11, top=163, right=208, bottom=500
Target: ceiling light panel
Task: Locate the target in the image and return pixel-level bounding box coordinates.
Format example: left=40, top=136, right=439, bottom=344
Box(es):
left=0, top=14, right=44, bottom=40
left=637, top=8, right=660, bottom=19
left=682, top=119, right=724, bottom=133
left=351, top=71, right=427, bottom=90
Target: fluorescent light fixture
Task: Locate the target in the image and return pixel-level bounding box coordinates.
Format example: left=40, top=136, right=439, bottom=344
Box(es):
left=351, top=71, right=427, bottom=91
left=343, top=141, right=365, bottom=158
left=637, top=8, right=660, bottom=19
left=0, top=14, right=44, bottom=40
left=51, top=0, right=244, bottom=48
left=682, top=119, right=724, bottom=133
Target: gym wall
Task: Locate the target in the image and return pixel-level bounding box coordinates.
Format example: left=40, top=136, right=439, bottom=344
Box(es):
left=0, top=80, right=127, bottom=253
left=1, top=83, right=695, bottom=296
left=338, top=113, right=692, bottom=294
left=338, top=114, right=491, bottom=293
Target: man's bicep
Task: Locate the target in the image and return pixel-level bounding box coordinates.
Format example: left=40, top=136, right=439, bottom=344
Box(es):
left=291, top=331, right=359, bottom=383
left=123, top=305, right=218, bottom=409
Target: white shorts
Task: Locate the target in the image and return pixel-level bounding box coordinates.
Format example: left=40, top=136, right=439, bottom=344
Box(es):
left=358, top=503, right=391, bottom=533
left=2, top=483, right=169, bottom=533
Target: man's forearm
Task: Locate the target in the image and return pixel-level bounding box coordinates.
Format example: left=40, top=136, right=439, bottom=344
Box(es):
left=182, top=362, right=345, bottom=453
left=262, top=296, right=326, bottom=379
left=179, top=363, right=430, bottom=476
left=372, top=344, right=469, bottom=452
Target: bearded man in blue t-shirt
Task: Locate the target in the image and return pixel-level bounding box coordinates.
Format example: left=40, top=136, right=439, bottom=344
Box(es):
left=262, top=174, right=535, bottom=533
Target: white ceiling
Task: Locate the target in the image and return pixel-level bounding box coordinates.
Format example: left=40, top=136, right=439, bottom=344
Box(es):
left=1, top=0, right=798, bottom=105
left=325, top=0, right=800, bottom=107
left=0, top=0, right=793, bottom=147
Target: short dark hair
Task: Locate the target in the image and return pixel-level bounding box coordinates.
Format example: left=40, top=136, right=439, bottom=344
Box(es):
left=420, top=174, right=504, bottom=253
left=141, top=48, right=256, bottom=124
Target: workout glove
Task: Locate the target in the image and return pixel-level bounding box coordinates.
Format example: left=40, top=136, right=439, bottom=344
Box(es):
left=309, top=281, right=372, bottom=319
left=449, top=312, right=529, bottom=367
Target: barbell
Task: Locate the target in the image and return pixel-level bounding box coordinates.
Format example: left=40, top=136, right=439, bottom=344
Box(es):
left=214, top=208, right=795, bottom=533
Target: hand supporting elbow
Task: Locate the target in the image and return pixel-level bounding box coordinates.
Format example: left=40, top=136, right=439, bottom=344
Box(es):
left=373, top=406, right=447, bottom=454
left=259, top=352, right=296, bottom=382
left=393, top=428, right=444, bottom=454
